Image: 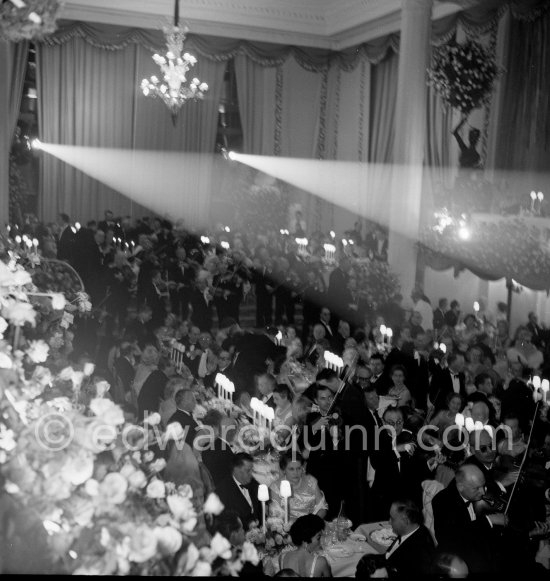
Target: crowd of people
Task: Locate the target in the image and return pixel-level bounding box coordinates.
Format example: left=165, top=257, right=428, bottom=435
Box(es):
left=7, top=209, right=550, bottom=577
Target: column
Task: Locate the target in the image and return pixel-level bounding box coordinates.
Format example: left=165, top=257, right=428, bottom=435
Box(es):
left=388, top=0, right=434, bottom=298
left=0, top=42, right=10, bottom=224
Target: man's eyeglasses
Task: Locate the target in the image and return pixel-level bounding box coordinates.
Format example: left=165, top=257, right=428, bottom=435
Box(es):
left=384, top=419, right=403, bottom=427
left=356, top=376, right=371, bottom=383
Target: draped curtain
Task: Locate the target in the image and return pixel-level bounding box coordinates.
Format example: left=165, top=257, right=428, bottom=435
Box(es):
left=36, top=26, right=225, bottom=225
left=0, top=39, right=29, bottom=222
left=494, top=5, right=550, bottom=175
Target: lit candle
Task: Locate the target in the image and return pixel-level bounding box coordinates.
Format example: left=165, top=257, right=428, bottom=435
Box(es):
left=266, top=406, right=274, bottom=431
left=541, top=379, right=549, bottom=403
left=258, top=484, right=269, bottom=534
left=215, top=372, right=223, bottom=399
left=380, top=325, right=387, bottom=344
left=473, top=302, right=480, bottom=313
left=455, top=413, right=465, bottom=428
left=226, top=379, right=235, bottom=403
left=330, top=231, right=335, bottom=239
left=465, top=417, right=475, bottom=432
left=386, top=328, right=393, bottom=345
left=533, top=376, right=541, bottom=389
left=32, top=238, right=38, bottom=255
left=280, top=480, right=292, bottom=525
left=251, top=397, right=260, bottom=427
left=440, top=343, right=447, bottom=354
left=530, top=190, right=537, bottom=212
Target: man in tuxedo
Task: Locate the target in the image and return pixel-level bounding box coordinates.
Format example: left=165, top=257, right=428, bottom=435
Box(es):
left=113, top=342, right=136, bottom=403
left=330, top=320, right=350, bottom=356
left=57, top=213, right=75, bottom=263
left=180, top=325, right=203, bottom=377
left=369, top=353, right=392, bottom=395
left=526, top=312, right=546, bottom=348
left=168, top=389, right=200, bottom=449
left=429, top=352, right=466, bottom=411
left=124, top=306, right=157, bottom=349
left=189, top=275, right=214, bottom=332
left=433, top=298, right=448, bottom=332
left=256, top=372, right=277, bottom=409
left=318, top=307, right=334, bottom=340
left=327, top=257, right=353, bottom=330
left=252, top=254, right=275, bottom=328
left=216, top=453, right=261, bottom=530
left=432, top=464, right=507, bottom=574
left=200, top=410, right=236, bottom=487
left=444, top=300, right=461, bottom=328
left=386, top=499, right=436, bottom=576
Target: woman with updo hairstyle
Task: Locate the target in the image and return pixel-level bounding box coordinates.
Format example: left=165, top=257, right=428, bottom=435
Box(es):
left=278, top=514, right=331, bottom=577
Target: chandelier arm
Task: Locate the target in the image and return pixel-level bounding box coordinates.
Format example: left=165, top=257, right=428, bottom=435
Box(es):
left=174, top=0, right=179, bottom=27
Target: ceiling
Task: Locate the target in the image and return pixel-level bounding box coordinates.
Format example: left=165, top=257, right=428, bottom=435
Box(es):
left=60, top=0, right=465, bottom=49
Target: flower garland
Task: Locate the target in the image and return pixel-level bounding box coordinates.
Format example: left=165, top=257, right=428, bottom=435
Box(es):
left=0, top=0, right=61, bottom=42
left=427, top=39, right=502, bottom=114
left=419, top=214, right=550, bottom=290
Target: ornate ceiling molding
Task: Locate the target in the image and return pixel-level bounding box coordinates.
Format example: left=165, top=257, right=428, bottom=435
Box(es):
left=60, top=0, right=465, bottom=49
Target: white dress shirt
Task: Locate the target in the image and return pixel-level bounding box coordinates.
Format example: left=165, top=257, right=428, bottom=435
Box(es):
left=233, top=476, right=252, bottom=508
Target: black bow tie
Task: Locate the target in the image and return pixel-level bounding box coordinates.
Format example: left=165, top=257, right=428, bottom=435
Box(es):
left=239, top=483, right=248, bottom=490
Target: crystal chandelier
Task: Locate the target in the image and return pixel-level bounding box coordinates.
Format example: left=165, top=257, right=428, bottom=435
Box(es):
left=140, top=0, right=208, bottom=125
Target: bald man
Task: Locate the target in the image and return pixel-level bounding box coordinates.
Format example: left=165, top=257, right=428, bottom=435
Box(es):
left=432, top=464, right=507, bottom=574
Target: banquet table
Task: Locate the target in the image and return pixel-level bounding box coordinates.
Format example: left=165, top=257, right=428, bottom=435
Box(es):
left=320, top=521, right=391, bottom=577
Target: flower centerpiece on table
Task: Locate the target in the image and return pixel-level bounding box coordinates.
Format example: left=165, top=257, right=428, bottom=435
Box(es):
left=246, top=517, right=292, bottom=558
left=353, top=258, right=401, bottom=314
left=427, top=39, right=502, bottom=114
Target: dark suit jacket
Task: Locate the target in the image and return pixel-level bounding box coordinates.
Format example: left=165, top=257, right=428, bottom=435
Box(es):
left=429, top=368, right=466, bottom=410
left=201, top=437, right=235, bottom=487
left=57, top=225, right=75, bottom=263
left=216, top=476, right=261, bottom=530
left=189, top=288, right=213, bottom=332
left=432, top=480, right=496, bottom=573
left=137, top=370, right=168, bottom=420
left=167, top=408, right=200, bottom=449
left=114, top=356, right=135, bottom=394
left=386, top=525, right=435, bottom=577
left=433, top=308, right=446, bottom=330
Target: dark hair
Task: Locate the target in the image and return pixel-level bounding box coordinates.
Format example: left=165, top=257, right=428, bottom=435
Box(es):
left=279, top=449, right=304, bottom=471
left=315, top=368, right=338, bottom=382
left=59, top=213, right=70, bottom=223
left=232, top=452, right=254, bottom=469
left=214, top=510, right=242, bottom=540
left=370, top=353, right=384, bottom=363
left=447, top=352, right=463, bottom=366
left=174, top=389, right=193, bottom=406
left=355, top=554, right=388, bottom=578
left=274, top=383, right=294, bottom=403
left=202, top=409, right=224, bottom=429
left=450, top=300, right=459, bottom=309
left=445, top=391, right=463, bottom=408
left=474, top=372, right=492, bottom=389
left=391, top=498, right=423, bottom=525
left=313, top=382, right=332, bottom=400
left=438, top=298, right=448, bottom=308
left=274, top=569, right=300, bottom=577
left=463, top=314, right=476, bottom=325
left=289, top=514, right=325, bottom=545
left=390, top=364, right=406, bottom=378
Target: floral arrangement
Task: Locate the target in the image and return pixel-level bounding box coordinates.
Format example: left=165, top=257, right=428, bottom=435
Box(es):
left=0, top=251, right=260, bottom=575
left=246, top=517, right=292, bottom=557
left=0, top=0, right=61, bottom=42
left=353, top=258, right=401, bottom=313
left=427, top=39, right=502, bottom=114
left=420, top=214, right=550, bottom=290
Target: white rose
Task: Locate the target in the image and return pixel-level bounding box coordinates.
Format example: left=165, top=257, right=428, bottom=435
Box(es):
left=73, top=417, right=116, bottom=453
left=143, top=412, right=161, bottom=426
left=182, top=516, right=198, bottom=533
left=178, top=483, right=194, bottom=499
left=50, top=293, right=66, bottom=310
left=241, top=541, right=260, bottom=565
left=0, top=317, right=7, bottom=336
left=59, top=366, right=75, bottom=381
left=164, top=422, right=184, bottom=441
left=26, top=340, right=49, bottom=363
left=146, top=478, right=166, bottom=499
left=166, top=494, right=196, bottom=520
left=149, top=458, right=166, bottom=472
left=142, top=451, right=154, bottom=463
left=210, top=532, right=232, bottom=560
left=11, top=268, right=32, bottom=287
left=119, top=463, right=137, bottom=479
left=60, top=452, right=95, bottom=486
left=89, top=398, right=125, bottom=426
left=83, top=362, right=95, bottom=376
left=85, top=478, right=99, bottom=496
left=192, top=561, right=212, bottom=576
left=127, top=470, right=147, bottom=489
left=127, top=525, right=158, bottom=563
left=2, top=300, right=36, bottom=327
left=0, top=352, right=12, bottom=369
left=95, top=380, right=110, bottom=397
left=32, top=365, right=53, bottom=387
left=153, top=526, right=183, bottom=556
left=99, top=472, right=128, bottom=504
left=203, top=493, right=224, bottom=516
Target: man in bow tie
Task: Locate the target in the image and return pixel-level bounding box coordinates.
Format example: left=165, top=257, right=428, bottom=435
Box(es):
left=216, top=453, right=261, bottom=530
left=429, top=352, right=466, bottom=412
left=386, top=498, right=435, bottom=576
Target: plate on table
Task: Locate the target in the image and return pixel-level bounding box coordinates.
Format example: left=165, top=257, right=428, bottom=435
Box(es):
left=369, top=528, right=397, bottom=548
left=326, top=544, right=353, bottom=559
